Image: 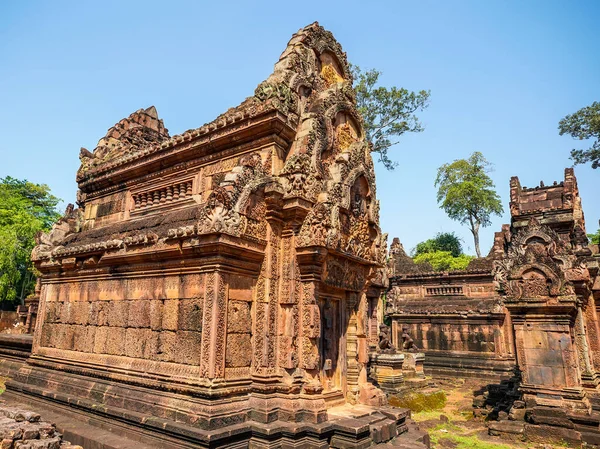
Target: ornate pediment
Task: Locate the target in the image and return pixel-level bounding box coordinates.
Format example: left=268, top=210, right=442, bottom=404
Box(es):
left=78, top=106, right=170, bottom=177
left=493, top=218, right=589, bottom=301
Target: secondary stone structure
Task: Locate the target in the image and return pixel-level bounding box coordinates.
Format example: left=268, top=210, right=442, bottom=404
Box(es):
left=387, top=168, right=600, bottom=445
left=386, top=238, right=515, bottom=380
left=489, top=169, right=600, bottom=445
left=5, top=24, right=419, bottom=448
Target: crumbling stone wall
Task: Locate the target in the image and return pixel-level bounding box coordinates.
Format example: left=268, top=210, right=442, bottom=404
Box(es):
left=0, top=403, right=82, bottom=449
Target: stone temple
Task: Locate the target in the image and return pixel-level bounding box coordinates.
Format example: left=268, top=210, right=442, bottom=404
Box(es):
left=1, top=21, right=600, bottom=449
left=388, top=168, right=600, bottom=445
left=1, top=23, right=424, bottom=448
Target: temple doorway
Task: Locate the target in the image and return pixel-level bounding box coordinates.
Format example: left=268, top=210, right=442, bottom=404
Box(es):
left=319, top=297, right=345, bottom=397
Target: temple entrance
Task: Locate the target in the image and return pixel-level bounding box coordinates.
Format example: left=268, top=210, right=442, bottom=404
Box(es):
left=319, top=297, right=345, bottom=397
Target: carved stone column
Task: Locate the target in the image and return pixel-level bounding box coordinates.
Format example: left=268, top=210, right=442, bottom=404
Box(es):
left=582, top=296, right=600, bottom=384
left=200, top=271, right=228, bottom=381
left=575, top=303, right=596, bottom=387
left=345, top=292, right=359, bottom=401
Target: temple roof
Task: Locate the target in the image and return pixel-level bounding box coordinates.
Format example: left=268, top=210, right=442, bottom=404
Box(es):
left=76, top=22, right=351, bottom=189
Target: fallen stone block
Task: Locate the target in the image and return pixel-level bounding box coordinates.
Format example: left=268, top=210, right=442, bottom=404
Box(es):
left=523, top=424, right=582, bottom=446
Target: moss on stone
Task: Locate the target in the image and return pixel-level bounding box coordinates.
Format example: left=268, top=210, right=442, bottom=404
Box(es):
left=389, top=390, right=447, bottom=412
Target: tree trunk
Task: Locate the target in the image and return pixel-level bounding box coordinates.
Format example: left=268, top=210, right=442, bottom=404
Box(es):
left=470, top=222, right=481, bottom=258
left=19, top=270, right=31, bottom=306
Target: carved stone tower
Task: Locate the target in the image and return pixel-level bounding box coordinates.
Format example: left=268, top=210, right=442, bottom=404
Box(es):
left=6, top=24, right=411, bottom=448
left=492, top=168, right=600, bottom=442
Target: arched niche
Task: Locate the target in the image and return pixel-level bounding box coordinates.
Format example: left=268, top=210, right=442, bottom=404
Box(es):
left=340, top=166, right=375, bottom=212
left=320, top=112, right=362, bottom=170
left=319, top=51, right=345, bottom=87
left=523, top=231, right=553, bottom=247
left=513, top=264, right=562, bottom=297
left=349, top=175, right=371, bottom=218
left=333, top=112, right=360, bottom=152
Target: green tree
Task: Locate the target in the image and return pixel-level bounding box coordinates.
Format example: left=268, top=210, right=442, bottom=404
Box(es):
left=559, top=101, right=600, bottom=169
left=413, top=251, right=474, bottom=272
left=589, top=228, right=600, bottom=245
left=412, top=232, right=463, bottom=258
left=435, top=152, right=504, bottom=258
left=0, top=177, right=61, bottom=304
left=351, top=65, right=430, bottom=170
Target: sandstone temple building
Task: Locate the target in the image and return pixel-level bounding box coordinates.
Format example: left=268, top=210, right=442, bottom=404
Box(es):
left=388, top=168, right=600, bottom=445
left=0, top=23, right=422, bottom=449
left=0, top=21, right=599, bottom=449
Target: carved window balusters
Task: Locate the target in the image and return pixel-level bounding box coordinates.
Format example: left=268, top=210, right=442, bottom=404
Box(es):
left=425, top=285, right=464, bottom=296
left=132, top=180, right=193, bottom=212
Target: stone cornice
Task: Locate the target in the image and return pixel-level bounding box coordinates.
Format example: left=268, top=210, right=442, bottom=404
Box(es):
left=36, top=233, right=266, bottom=278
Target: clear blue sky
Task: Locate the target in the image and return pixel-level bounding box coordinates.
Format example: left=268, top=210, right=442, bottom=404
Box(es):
left=1, top=1, right=598, bottom=255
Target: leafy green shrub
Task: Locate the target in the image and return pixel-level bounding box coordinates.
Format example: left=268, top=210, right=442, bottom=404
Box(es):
left=413, top=251, right=474, bottom=272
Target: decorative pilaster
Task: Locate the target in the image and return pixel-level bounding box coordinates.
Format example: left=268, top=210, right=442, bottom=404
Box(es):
left=200, top=271, right=228, bottom=380
left=575, top=304, right=596, bottom=387
left=252, top=187, right=283, bottom=378
left=345, top=293, right=359, bottom=399
left=582, top=296, right=600, bottom=383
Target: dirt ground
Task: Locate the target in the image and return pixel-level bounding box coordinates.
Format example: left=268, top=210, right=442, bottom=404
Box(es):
left=391, top=377, right=577, bottom=449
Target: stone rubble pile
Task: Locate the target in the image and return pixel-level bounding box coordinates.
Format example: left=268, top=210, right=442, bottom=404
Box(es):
left=0, top=403, right=82, bottom=449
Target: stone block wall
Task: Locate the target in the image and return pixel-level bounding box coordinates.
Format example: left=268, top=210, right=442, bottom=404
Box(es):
left=36, top=273, right=259, bottom=378
left=399, top=320, right=500, bottom=354
left=37, top=274, right=206, bottom=368
left=386, top=245, right=516, bottom=380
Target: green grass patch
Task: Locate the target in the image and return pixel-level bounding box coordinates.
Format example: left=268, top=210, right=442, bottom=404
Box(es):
left=389, top=390, right=447, bottom=413
left=411, top=410, right=474, bottom=423
left=411, top=410, right=450, bottom=422
left=430, top=423, right=513, bottom=449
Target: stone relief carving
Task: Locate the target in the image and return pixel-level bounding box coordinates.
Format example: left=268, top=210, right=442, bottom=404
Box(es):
left=280, top=153, right=322, bottom=200
left=197, top=152, right=267, bottom=237
left=493, top=218, right=588, bottom=301
left=254, top=81, right=297, bottom=115
left=77, top=106, right=170, bottom=176
left=378, top=324, right=396, bottom=354
left=32, top=204, right=84, bottom=262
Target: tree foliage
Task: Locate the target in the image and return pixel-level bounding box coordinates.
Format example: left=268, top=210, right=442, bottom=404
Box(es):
left=0, top=177, right=61, bottom=303
left=351, top=65, right=430, bottom=170
left=413, top=251, right=474, bottom=272
left=589, top=228, right=600, bottom=245
left=435, top=152, right=504, bottom=258
left=559, top=101, right=600, bottom=169
left=412, top=232, right=463, bottom=258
